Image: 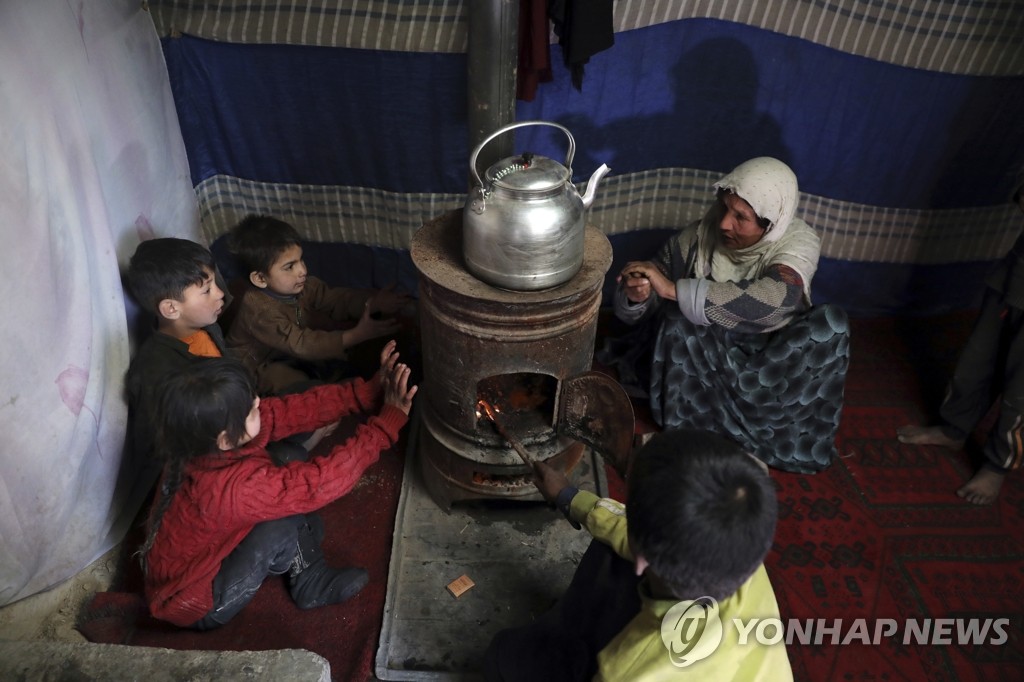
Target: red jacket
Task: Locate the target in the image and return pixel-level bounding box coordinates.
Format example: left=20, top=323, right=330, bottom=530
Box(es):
left=143, top=377, right=407, bottom=626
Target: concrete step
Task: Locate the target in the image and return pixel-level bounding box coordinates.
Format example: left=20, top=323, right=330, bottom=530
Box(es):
left=0, top=640, right=330, bottom=681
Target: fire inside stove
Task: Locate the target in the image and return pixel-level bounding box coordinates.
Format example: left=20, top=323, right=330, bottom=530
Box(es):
left=468, top=374, right=557, bottom=491
left=475, top=373, right=556, bottom=441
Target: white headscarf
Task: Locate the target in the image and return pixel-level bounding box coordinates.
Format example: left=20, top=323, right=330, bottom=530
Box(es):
left=713, top=157, right=799, bottom=243
left=694, top=157, right=820, bottom=300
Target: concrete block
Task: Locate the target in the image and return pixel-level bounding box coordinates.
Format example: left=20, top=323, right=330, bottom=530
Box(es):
left=0, top=640, right=330, bottom=681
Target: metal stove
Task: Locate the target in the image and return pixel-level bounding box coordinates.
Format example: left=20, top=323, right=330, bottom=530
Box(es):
left=411, top=209, right=634, bottom=507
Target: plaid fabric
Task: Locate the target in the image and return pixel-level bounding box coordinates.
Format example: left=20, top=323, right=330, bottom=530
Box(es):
left=194, top=175, right=462, bottom=249
left=153, top=2, right=1024, bottom=315
left=195, top=172, right=1021, bottom=266
left=149, top=0, right=1024, bottom=75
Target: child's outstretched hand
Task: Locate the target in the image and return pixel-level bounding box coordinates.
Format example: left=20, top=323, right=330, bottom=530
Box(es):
left=379, top=340, right=417, bottom=415
left=368, top=284, right=414, bottom=317
left=347, top=299, right=402, bottom=347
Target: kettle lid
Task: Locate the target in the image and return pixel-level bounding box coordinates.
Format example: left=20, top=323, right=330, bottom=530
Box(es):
left=486, top=152, right=570, bottom=192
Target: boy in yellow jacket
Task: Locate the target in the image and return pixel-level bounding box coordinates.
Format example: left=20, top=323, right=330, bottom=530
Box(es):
left=484, top=429, right=792, bottom=681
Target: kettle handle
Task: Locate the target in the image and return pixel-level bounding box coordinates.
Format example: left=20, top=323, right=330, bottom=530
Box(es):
left=469, top=120, right=575, bottom=189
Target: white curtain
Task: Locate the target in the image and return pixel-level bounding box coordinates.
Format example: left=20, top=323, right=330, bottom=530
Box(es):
left=0, top=0, right=198, bottom=606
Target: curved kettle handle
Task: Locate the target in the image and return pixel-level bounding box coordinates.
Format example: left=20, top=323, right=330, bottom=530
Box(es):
left=469, top=120, right=576, bottom=188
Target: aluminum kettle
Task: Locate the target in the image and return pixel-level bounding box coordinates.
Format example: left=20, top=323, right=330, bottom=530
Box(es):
left=463, top=120, right=611, bottom=291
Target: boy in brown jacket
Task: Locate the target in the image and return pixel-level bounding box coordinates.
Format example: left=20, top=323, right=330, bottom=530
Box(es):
left=224, top=214, right=413, bottom=396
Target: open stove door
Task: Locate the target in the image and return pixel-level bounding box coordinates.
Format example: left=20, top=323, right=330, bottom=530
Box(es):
left=556, top=371, right=635, bottom=478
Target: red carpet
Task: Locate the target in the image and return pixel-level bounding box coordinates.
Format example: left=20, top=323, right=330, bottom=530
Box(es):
left=767, top=314, right=1024, bottom=681
left=79, top=437, right=407, bottom=682
left=79, top=314, right=1024, bottom=681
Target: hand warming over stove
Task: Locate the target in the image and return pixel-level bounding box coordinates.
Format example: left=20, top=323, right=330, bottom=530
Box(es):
left=367, top=283, right=414, bottom=317
left=378, top=339, right=417, bottom=415
left=532, top=459, right=571, bottom=506
left=345, top=298, right=403, bottom=348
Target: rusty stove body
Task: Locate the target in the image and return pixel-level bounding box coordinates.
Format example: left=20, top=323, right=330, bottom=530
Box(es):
left=411, top=210, right=633, bottom=508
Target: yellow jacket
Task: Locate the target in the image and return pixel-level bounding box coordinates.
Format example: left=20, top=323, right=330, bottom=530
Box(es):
left=568, top=490, right=794, bottom=682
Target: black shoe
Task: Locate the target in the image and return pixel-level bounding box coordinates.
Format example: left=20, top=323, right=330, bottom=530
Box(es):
left=290, top=564, right=368, bottom=609
left=288, top=518, right=368, bottom=609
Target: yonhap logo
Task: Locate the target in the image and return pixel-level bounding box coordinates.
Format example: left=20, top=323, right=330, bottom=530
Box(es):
left=660, top=596, right=724, bottom=667
left=659, top=603, right=1010, bottom=667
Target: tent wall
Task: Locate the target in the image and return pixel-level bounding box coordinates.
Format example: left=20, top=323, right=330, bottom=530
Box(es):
left=0, top=1, right=198, bottom=606
left=2, top=0, right=1021, bottom=607
left=152, top=0, right=1024, bottom=316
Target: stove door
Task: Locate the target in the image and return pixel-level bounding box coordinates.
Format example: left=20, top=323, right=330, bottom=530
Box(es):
left=556, top=371, right=635, bottom=478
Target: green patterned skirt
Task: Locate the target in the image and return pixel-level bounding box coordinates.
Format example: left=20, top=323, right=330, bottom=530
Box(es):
left=649, top=304, right=850, bottom=473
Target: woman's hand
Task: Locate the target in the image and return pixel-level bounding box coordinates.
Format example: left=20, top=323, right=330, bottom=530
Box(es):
left=617, top=261, right=676, bottom=302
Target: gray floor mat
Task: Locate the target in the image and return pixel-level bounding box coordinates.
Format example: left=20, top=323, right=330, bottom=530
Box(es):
left=375, top=417, right=606, bottom=681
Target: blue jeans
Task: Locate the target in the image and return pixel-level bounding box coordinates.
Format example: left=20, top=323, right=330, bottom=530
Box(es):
left=191, top=515, right=306, bottom=630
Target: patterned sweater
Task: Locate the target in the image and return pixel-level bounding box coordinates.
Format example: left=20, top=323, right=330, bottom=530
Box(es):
left=615, top=220, right=815, bottom=334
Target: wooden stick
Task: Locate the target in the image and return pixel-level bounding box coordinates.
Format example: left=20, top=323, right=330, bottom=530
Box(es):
left=477, top=400, right=535, bottom=466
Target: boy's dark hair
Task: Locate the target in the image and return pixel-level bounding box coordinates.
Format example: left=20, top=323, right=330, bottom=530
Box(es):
left=138, top=358, right=256, bottom=564
left=227, top=214, right=302, bottom=275
left=626, top=429, right=778, bottom=601
left=127, top=238, right=215, bottom=315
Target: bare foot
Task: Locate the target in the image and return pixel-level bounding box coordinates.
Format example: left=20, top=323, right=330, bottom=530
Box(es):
left=896, top=424, right=966, bottom=449
left=956, top=468, right=1005, bottom=505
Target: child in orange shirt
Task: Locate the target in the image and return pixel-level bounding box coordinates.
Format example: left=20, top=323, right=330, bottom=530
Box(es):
left=125, top=238, right=230, bottom=469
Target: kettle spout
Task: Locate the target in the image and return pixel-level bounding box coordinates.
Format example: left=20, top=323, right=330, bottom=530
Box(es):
left=580, top=163, right=611, bottom=209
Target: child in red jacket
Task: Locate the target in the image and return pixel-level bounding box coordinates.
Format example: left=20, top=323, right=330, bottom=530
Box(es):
left=138, top=340, right=416, bottom=629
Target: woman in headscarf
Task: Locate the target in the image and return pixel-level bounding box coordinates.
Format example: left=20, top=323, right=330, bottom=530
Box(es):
left=602, top=157, right=849, bottom=473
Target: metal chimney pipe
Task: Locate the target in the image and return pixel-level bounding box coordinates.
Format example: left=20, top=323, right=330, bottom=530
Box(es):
left=467, top=0, right=519, bottom=185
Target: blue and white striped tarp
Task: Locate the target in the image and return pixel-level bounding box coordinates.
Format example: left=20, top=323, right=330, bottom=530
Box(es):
left=150, top=0, right=1024, bottom=316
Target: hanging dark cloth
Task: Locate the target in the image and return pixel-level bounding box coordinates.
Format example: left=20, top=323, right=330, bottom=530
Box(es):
left=517, top=0, right=553, bottom=101
left=549, top=0, right=614, bottom=92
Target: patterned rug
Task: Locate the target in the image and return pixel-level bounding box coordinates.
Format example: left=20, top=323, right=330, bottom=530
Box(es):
left=79, top=313, right=1024, bottom=680
left=765, top=314, right=1024, bottom=681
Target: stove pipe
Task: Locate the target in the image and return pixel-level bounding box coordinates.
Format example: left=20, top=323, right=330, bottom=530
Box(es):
left=467, top=0, right=519, bottom=181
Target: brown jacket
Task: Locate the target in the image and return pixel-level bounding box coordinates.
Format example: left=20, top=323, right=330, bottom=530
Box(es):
left=226, top=276, right=371, bottom=393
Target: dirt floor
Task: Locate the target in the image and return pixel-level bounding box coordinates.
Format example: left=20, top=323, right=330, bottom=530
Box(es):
left=0, top=544, right=120, bottom=643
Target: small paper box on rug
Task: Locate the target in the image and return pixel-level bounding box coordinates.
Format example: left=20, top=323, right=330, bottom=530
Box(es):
left=446, top=574, right=475, bottom=598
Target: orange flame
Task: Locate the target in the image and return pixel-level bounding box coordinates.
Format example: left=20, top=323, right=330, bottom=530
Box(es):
left=475, top=399, right=534, bottom=466
left=476, top=399, right=500, bottom=422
